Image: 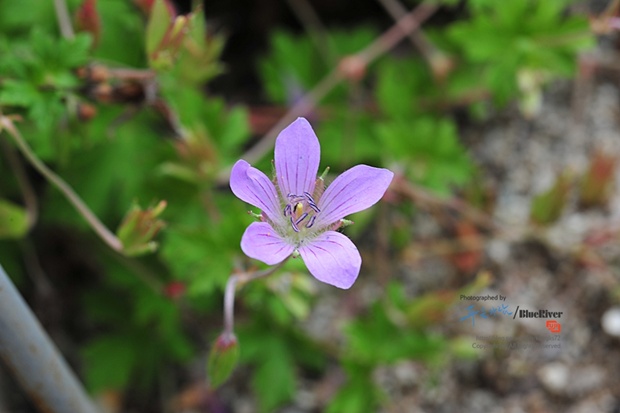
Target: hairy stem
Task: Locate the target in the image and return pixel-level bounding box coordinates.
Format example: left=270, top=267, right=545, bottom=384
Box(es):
left=224, top=259, right=290, bottom=336
left=0, top=115, right=123, bottom=252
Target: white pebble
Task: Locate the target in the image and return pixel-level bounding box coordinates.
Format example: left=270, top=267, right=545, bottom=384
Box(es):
left=601, top=307, right=620, bottom=337
left=538, top=362, right=569, bottom=394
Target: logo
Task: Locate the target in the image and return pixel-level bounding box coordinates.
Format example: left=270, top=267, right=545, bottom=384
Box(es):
left=546, top=320, right=561, bottom=334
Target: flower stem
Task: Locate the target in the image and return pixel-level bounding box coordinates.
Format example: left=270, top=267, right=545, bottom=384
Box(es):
left=53, top=0, right=75, bottom=39
left=223, top=259, right=290, bottom=336
left=0, top=115, right=124, bottom=252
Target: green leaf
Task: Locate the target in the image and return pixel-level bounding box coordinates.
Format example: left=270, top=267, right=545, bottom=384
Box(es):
left=0, top=199, right=28, bottom=239
left=443, top=0, right=593, bottom=104
left=0, top=1, right=56, bottom=33
left=146, top=0, right=172, bottom=61
left=326, top=364, right=382, bottom=413
left=375, top=117, right=473, bottom=193
left=93, top=0, right=145, bottom=66
left=0, top=79, right=40, bottom=107
left=83, top=335, right=138, bottom=392
left=238, top=321, right=313, bottom=412
left=375, top=58, right=431, bottom=117
left=345, top=302, right=446, bottom=364
left=252, top=339, right=296, bottom=413
left=160, top=197, right=247, bottom=298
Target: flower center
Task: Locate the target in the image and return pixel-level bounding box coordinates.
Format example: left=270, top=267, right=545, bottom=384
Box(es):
left=283, top=192, right=320, bottom=233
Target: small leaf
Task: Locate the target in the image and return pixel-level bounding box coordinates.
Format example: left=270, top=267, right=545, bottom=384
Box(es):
left=146, top=0, right=174, bottom=63
left=0, top=199, right=28, bottom=239
left=448, top=221, right=483, bottom=273
left=530, top=172, right=571, bottom=225
left=207, top=333, right=240, bottom=388
left=405, top=290, right=457, bottom=329
left=579, top=151, right=616, bottom=208
left=75, top=0, right=101, bottom=47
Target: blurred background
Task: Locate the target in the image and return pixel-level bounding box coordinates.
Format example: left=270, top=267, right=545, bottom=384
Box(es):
left=1, top=0, right=620, bottom=412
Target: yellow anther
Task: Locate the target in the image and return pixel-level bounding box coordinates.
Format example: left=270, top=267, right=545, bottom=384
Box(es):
left=293, top=202, right=304, bottom=219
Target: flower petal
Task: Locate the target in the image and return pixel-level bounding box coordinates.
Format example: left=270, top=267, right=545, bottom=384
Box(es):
left=230, top=160, right=282, bottom=224
left=315, top=165, right=394, bottom=228
left=274, top=117, right=320, bottom=198
left=241, top=222, right=294, bottom=265
left=298, top=231, right=361, bottom=289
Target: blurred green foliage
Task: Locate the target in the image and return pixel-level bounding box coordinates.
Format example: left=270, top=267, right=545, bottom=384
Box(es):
left=0, top=0, right=593, bottom=411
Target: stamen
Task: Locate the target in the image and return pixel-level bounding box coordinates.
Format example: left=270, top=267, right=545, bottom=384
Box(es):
left=290, top=217, right=300, bottom=232
left=304, top=192, right=320, bottom=212
left=305, top=215, right=316, bottom=228
left=319, top=166, right=330, bottom=180
left=295, top=212, right=308, bottom=225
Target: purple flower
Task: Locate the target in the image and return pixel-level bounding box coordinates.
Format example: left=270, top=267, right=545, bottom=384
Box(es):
left=230, top=118, right=394, bottom=289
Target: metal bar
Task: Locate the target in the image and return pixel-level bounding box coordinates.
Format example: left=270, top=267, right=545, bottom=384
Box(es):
left=0, top=263, right=100, bottom=413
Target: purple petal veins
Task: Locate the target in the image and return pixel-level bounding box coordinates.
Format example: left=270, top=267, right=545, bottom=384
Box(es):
left=314, top=164, right=394, bottom=229
left=275, top=118, right=320, bottom=198
left=241, top=222, right=295, bottom=265
left=230, top=160, right=282, bottom=225
left=298, top=231, right=362, bottom=289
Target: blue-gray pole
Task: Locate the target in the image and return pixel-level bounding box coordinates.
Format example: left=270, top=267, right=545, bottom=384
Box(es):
left=0, top=263, right=100, bottom=413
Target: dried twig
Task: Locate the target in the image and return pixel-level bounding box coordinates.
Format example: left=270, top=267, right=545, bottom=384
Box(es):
left=216, top=2, right=439, bottom=185
left=393, top=179, right=502, bottom=234
left=285, top=0, right=334, bottom=64
left=375, top=0, right=436, bottom=62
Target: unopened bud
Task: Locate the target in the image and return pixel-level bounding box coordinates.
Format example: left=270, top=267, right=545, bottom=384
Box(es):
left=75, top=0, right=101, bottom=48
left=116, top=200, right=167, bottom=256
left=164, top=281, right=185, bottom=300
left=77, top=102, right=97, bottom=121
left=207, top=333, right=239, bottom=388
left=338, top=55, right=366, bottom=82
left=91, top=83, right=113, bottom=103
left=429, top=51, right=454, bottom=83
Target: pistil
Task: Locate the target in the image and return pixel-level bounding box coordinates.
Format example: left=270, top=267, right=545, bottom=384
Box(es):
left=284, top=192, right=320, bottom=233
